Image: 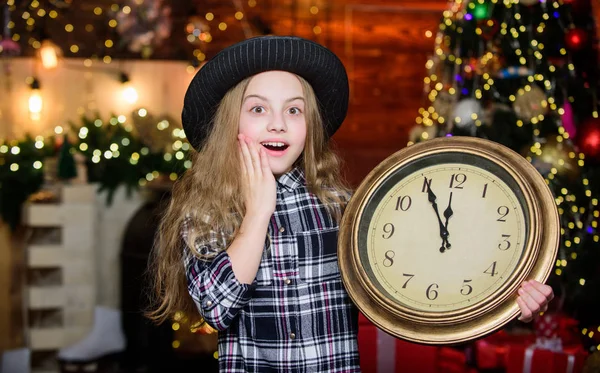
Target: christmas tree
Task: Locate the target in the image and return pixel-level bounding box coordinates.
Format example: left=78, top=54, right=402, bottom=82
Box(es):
left=413, top=0, right=600, bottom=351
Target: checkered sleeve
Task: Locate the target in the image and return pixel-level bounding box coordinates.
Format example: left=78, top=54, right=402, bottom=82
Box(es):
left=182, top=220, right=256, bottom=331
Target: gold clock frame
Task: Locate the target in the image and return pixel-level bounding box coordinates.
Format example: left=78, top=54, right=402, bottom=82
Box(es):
left=338, top=136, right=560, bottom=345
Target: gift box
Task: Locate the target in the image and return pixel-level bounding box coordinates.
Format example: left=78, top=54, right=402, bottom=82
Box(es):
left=475, top=329, right=536, bottom=370
left=505, top=344, right=588, bottom=373
left=357, top=313, right=473, bottom=373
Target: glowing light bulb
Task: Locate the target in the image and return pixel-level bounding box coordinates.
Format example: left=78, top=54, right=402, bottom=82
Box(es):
left=39, top=39, right=61, bottom=69
left=28, top=78, right=42, bottom=120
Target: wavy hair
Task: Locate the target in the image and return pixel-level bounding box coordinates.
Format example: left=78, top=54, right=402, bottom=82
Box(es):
left=147, top=74, right=351, bottom=325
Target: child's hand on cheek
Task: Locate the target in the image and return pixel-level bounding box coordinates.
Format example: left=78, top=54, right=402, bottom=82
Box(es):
left=238, top=134, right=276, bottom=219
left=516, top=280, right=554, bottom=323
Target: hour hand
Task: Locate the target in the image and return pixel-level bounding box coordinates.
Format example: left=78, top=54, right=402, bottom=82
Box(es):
left=442, top=192, right=453, bottom=251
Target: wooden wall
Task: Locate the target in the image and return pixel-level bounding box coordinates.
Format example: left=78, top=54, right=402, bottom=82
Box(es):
left=6, top=0, right=445, bottom=186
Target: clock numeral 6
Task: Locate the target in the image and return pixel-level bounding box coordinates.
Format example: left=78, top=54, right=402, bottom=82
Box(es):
left=498, top=234, right=511, bottom=251
left=426, top=283, right=439, bottom=300
left=382, top=223, right=395, bottom=239
left=395, top=196, right=412, bottom=211
left=460, top=279, right=473, bottom=296
left=497, top=206, right=510, bottom=222
left=382, top=250, right=395, bottom=267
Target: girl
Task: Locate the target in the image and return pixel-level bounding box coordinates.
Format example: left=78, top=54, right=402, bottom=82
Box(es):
left=148, top=36, right=553, bottom=372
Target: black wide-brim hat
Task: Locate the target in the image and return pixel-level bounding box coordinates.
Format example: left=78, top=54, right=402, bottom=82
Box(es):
left=182, top=36, right=349, bottom=151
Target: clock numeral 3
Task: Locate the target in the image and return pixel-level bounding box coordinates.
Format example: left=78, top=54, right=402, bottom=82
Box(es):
left=497, top=206, right=510, bottom=222
left=383, top=250, right=395, bottom=267
left=449, top=173, right=467, bottom=189
left=484, top=261, right=498, bottom=277
left=426, top=283, right=439, bottom=300
left=498, top=234, right=511, bottom=251
left=460, top=279, right=473, bottom=296
left=382, top=223, right=395, bottom=239
left=402, top=273, right=415, bottom=289
left=395, top=196, right=412, bottom=211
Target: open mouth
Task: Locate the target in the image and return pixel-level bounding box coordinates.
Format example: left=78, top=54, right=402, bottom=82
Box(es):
left=261, top=141, right=289, bottom=152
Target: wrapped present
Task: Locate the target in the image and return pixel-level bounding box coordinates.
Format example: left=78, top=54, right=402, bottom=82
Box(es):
left=475, top=329, right=536, bottom=370
left=535, top=312, right=581, bottom=347
left=357, top=313, right=472, bottom=373
left=505, top=344, right=588, bottom=373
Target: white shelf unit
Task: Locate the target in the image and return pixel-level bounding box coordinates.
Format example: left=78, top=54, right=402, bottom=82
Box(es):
left=22, top=184, right=98, bottom=373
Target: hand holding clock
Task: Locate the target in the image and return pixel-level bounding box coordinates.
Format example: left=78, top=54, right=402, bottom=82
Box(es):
left=516, top=280, right=554, bottom=322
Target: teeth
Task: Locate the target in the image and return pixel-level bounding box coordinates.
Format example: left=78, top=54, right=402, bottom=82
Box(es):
left=262, top=142, right=286, bottom=147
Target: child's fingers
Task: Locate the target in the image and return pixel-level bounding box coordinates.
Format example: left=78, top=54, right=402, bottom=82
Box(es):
left=517, top=297, right=533, bottom=322
left=528, top=280, right=554, bottom=302
left=239, top=136, right=254, bottom=177
left=518, top=287, right=542, bottom=315
left=259, top=147, right=271, bottom=174
left=521, top=282, right=548, bottom=306
left=246, top=138, right=262, bottom=177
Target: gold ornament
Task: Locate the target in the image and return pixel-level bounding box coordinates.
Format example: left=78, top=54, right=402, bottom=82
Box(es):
left=524, top=137, right=580, bottom=181
left=513, top=85, right=548, bottom=120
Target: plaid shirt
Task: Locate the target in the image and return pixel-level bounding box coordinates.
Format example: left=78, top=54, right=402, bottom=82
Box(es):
left=183, top=167, right=360, bottom=372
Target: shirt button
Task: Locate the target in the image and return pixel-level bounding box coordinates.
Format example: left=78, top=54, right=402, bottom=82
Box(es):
left=290, top=333, right=296, bottom=340
left=279, top=226, right=285, bottom=233
left=285, top=278, right=291, bottom=285
left=206, top=301, right=213, bottom=307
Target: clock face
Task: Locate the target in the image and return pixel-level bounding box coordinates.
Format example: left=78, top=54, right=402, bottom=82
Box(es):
left=357, top=153, right=530, bottom=314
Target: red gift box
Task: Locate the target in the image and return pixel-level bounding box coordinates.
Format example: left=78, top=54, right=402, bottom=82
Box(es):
left=505, top=345, right=588, bottom=373
left=357, top=313, right=473, bottom=373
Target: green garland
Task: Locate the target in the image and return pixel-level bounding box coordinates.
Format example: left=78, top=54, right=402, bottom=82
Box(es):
left=0, top=110, right=192, bottom=229
left=0, top=136, right=49, bottom=229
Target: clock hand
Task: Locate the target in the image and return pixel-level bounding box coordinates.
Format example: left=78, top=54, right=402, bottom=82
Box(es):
left=442, top=192, right=453, bottom=251
left=425, top=178, right=449, bottom=252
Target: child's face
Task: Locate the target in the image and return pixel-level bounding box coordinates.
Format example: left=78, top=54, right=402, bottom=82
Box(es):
left=239, top=71, right=307, bottom=176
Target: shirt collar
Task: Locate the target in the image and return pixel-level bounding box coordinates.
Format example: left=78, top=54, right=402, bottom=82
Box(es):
left=276, top=167, right=305, bottom=192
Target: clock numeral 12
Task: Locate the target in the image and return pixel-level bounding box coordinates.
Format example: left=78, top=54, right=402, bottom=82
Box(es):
left=449, top=173, right=467, bottom=189
left=484, top=261, right=498, bottom=277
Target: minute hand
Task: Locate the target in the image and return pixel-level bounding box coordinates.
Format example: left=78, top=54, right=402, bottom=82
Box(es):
left=426, top=181, right=450, bottom=242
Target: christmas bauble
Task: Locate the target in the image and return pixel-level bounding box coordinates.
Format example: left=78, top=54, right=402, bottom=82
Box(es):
left=561, top=100, right=576, bottom=138
left=452, top=98, right=483, bottom=128
left=528, top=137, right=581, bottom=180
left=432, top=90, right=457, bottom=121
left=513, top=85, right=548, bottom=120
left=576, top=117, right=600, bottom=160
left=565, top=28, right=588, bottom=51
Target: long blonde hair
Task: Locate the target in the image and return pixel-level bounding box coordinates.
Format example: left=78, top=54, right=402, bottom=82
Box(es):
left=147, top=74, right=351, bottom=325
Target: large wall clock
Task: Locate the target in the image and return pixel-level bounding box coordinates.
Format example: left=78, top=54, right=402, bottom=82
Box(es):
left=338, top=136, right=560, bottom=345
